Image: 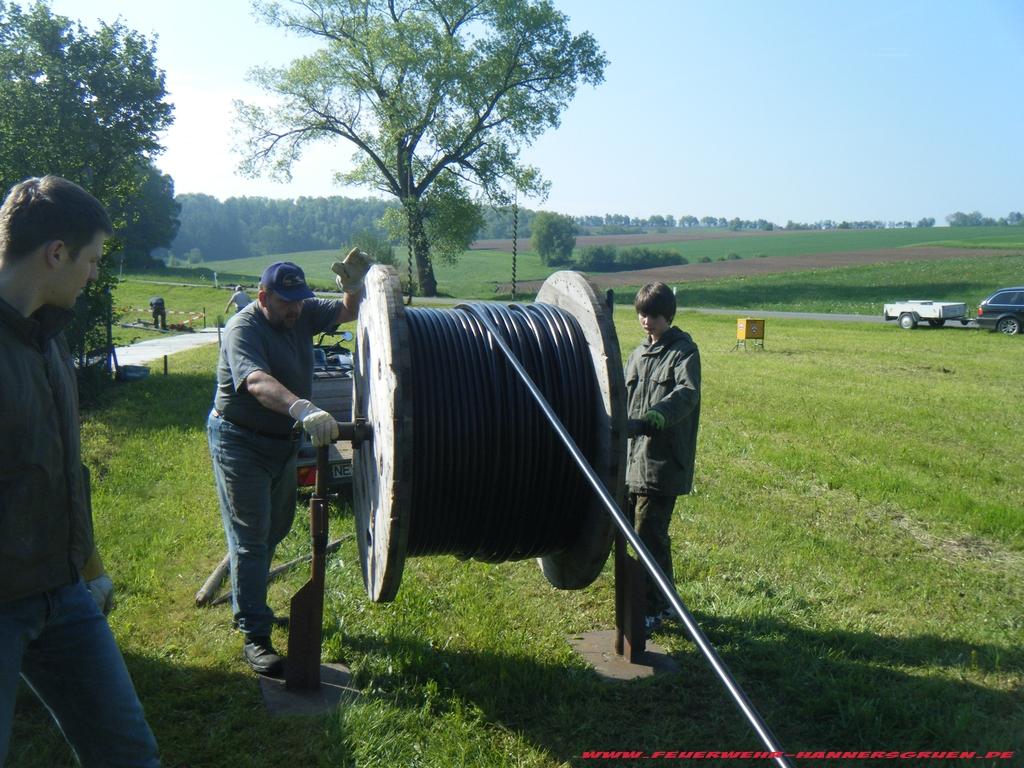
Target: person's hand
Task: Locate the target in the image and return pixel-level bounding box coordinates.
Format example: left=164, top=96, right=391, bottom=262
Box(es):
left=289, top=399, right=339, bottom=447
left=86, top=574, right=115, bottom=616
left=643, top=410, right=666, bottom=431
left=332, top=247, right=373, bottom=294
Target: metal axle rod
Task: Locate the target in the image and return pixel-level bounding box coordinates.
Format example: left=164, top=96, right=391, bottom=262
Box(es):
left=460, top=303, right=792, bottom=768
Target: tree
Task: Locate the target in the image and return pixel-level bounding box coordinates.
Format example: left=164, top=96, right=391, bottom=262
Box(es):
left=237, top=0, right=606, bottom=296
left=115, top=161, right=180, bottom=267
left=0, top=1, right=173, bottom=362
left=530, top=210, right=576, bottom=265
left=946, top=211, right=1000, bottom=227
left=916, top=217, right=935, bottom=228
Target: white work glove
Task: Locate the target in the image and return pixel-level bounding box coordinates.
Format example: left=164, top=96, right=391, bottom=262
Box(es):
left=86, top=574, right=115, bottom=616
left=289, top=398, right=339, bottom=447
left=332, top=247, right=373, bottom=294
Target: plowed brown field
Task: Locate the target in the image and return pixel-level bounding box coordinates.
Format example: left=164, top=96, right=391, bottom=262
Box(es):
left=472, top=230, right=781, bottom=252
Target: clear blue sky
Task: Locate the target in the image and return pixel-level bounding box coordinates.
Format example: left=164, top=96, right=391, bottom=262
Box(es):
left=47, top=0, right=1024, bottom=224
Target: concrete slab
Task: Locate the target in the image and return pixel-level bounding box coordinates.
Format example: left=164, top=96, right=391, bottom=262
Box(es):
left=259, top=662, right=359, bottom=717
left=114, top=327, right=220, bottom=367
left=568, top=629, right=680, bottom=681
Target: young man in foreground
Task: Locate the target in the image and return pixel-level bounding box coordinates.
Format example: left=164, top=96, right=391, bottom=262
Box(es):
left=0, top=175, right=160, bottom=766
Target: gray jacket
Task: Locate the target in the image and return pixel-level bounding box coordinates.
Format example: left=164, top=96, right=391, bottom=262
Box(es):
left=0, top=298, right=92, bottom=602
left=625, top=326, right=701, bottom=496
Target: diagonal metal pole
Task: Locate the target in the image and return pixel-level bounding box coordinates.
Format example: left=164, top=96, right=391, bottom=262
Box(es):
left=459, top=303, right=792, bottom=768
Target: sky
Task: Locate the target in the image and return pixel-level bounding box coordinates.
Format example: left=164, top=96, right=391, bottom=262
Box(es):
left=45, top=0, right=1024, bottom=224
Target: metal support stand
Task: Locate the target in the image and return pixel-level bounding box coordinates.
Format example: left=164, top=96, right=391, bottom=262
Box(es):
left=614, top=530, right=646, bottom=662
left=259, top=421, right=370, bottom=716
left=567, top=530, right=679, bottom=681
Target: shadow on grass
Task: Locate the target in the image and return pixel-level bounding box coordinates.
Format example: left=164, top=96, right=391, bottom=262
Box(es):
left=8, top=650, right=328, bottom=768
left=9, top=615, right=1020, bottom=767
left=336, top=612, right=1022, bottom=763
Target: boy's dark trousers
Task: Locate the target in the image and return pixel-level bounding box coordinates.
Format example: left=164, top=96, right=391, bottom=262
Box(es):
left=627, top=492, right=676, bottom=615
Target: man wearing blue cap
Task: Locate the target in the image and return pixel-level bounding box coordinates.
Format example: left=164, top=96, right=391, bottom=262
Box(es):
left=207, top=249, right=371, bottom=676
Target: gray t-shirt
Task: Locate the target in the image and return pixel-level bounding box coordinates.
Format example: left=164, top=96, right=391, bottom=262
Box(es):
left=214, top=298, right=341, bottom=434
left=228, top=290, right=251, bottom=311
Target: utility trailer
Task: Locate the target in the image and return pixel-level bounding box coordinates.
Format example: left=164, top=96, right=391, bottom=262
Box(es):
left=295, top=333, right=354, bottom=492
left=883, top=300, right=970, bottom=330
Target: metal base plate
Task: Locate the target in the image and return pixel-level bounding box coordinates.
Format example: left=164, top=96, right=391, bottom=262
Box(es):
left=568, top=630, right=680, bottom=681
left=259, top=663, right=359, bottom=717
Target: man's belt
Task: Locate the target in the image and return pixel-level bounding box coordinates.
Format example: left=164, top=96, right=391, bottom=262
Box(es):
left=214, top=410, right=295, bottom=441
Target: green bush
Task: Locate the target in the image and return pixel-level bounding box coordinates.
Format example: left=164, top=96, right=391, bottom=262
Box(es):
left=699, top=255, right=713, bottom=263
left=574, top=245, right=686, bottom=272
left=576, top=244, right=617, bottom=271
left=614, top=247, right=686, bottom=270
left=727, top=252, right=742, bottom=260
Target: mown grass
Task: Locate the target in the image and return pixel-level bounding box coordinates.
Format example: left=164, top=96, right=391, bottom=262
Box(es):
left=10, top=309, right=1022, bottom=767
left=108, top=279, right=232, bottom=345
left=194, top=227, right=1024, bottom=299
left=610, top=253, right=1024, bottom=316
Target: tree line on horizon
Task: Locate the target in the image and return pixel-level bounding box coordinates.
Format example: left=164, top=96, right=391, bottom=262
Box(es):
left=164, top=196, right=1024, bottom=264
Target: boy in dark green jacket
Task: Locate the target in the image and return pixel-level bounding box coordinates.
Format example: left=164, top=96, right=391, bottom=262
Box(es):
left=625, top=282, right=701, bottom=633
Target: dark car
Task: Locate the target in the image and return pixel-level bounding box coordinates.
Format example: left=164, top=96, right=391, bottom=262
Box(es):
left=976, top=287, right=1024, bottom=335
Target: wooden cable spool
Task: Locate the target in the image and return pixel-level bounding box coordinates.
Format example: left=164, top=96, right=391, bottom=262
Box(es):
left=353, top=267, right=626, bottom=602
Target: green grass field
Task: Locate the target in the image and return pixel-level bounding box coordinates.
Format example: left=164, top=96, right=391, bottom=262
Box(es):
left=192, top=226, right=1024, bottom=299
left=10, top=308, right=1022, bottom=767
left=611, top=253, right=1024, bottom=315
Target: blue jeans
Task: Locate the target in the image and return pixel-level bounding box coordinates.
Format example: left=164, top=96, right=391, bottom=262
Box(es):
left=207, top=410, right=299, bottom=639
left=0, top=580, right=159, bottom=767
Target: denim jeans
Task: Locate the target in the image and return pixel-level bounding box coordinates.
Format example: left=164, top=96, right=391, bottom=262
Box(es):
left=207, top=410, right=299, bottom=639
left=0, top=580, right=159, bottom=767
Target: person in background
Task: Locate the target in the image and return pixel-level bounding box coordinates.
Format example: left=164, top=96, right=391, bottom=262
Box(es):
left=208, top=251, right=370, bottom=676
left=624, top=282, right=701, bottom=635
left=149, top=295, right=166, bottom=329
left=0, top=175, right=160, bottom=766
left=224, top=284, right=251, bottom=315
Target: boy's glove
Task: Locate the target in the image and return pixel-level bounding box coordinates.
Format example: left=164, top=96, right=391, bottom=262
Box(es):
left=86, top=574, right=115, bottom=616
left=627, top=410, right=666, bottom=438
left=289, top=398, right=339, bottom=447
left=332, top=248, right=373, bottom=294
left=644, top=410, right=666, bottom=431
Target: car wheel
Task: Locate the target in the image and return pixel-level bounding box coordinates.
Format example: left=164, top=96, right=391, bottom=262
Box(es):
left=899, top=313, right=916, bottom=330
left=928, top=319, right=946, bottom=328
left=996, top=316, right=1021, bottom=335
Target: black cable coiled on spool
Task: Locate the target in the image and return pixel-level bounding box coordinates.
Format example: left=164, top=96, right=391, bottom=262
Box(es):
left=405, top=302, right=599, bottom=563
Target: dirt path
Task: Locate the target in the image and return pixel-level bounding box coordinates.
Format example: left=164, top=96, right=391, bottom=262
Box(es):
left=499, top=247, right=1010, bottom=293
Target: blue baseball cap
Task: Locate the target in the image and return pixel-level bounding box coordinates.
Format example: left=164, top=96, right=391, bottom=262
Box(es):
left=260, top=261, right=315, bottom=302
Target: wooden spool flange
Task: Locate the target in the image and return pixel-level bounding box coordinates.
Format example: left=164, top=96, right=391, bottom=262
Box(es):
left=353, top=266, right=413, bottom=602
left=353, top=268, right=626, bottom=602
left=535, top=271, right=626, bottom=589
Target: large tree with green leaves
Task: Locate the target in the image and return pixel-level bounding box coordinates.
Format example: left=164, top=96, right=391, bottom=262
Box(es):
left=0, top=1, right=175, bottom=363
left=237, top=0, right=606, bottom=296
left=530, top=210, right=576, bottom=265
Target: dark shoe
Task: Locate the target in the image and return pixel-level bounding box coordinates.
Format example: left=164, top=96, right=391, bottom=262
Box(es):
left=243, top=636, right=284, bottom=677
